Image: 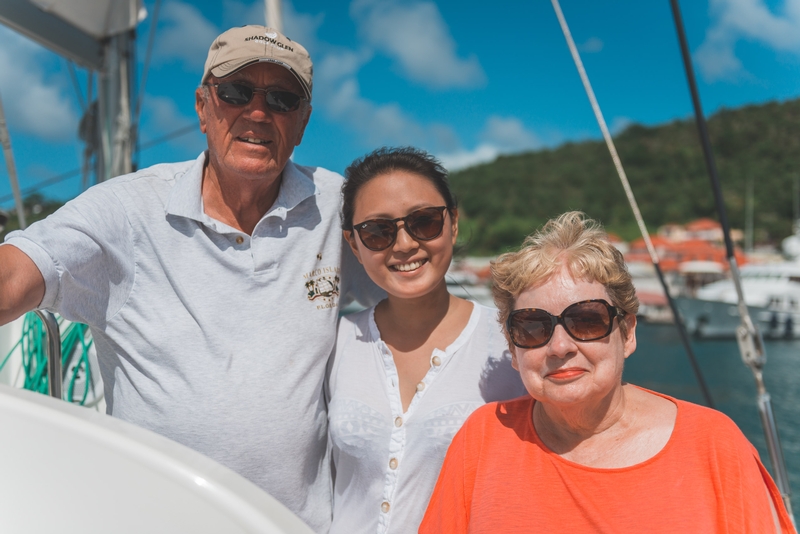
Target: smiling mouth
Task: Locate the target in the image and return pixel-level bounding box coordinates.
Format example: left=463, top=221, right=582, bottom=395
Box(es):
left=546, top=368, right=586, bottom=380
left=391, top=259, right=427, bottom=272
left=238, top=136, right=270, bottom=145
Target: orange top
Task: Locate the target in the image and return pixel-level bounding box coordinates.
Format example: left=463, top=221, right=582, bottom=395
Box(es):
left=420, top=391, right=795, bottom=534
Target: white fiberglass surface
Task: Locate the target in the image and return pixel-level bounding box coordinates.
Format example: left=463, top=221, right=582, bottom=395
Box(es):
left=0, top=385, right=313, bottom=534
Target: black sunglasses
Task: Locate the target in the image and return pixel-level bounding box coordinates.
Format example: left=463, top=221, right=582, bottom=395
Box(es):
left=352, top=206, right=448, bottom=251
left=205, top=82, right=306, bottom=112
left=506, top=299, right=624, bottom=349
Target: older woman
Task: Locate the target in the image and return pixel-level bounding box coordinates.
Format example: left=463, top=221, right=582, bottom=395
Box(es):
left=420, top=212, right=794, bottom=533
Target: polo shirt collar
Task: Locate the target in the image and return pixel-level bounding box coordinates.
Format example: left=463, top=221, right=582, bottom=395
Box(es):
left=165, top=152, right=319, bottom=226
left=165, top=152, right=206, bottom=222
left=269, top=159, right=319, bottom=220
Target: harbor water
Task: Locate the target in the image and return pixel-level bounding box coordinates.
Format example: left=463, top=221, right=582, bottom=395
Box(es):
left=626, top=322, right=800, bottom=514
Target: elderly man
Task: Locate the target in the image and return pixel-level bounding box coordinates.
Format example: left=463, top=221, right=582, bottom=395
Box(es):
left=0, top=26, right=379, bottom=531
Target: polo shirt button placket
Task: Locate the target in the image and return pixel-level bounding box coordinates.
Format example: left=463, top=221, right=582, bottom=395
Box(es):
left=380, top=501, right=390, bottom=513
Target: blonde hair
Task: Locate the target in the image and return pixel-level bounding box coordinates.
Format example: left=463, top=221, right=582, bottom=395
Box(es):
left=491, top=211, right=639, bottom=345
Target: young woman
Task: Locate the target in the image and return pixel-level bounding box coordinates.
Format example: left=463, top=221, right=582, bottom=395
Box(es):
left=325, top=147, right=526, bottom=534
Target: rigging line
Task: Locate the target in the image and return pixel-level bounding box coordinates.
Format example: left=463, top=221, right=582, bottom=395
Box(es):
left=66, top=61, right=86, bottom=113
left=134, top=0, right=162, bottom=125
left=138, top=123, right=197, bottom=150
left=0, top=124, right=196, bottom=206
left=670, top=0, right=794, bottom=521
left=0, top=169, right=81, bottom=206
left=549, top=0, right=715, bottom=408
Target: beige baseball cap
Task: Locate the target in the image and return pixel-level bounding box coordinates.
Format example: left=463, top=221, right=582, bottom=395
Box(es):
left=201, top=25, right=313, bottom=101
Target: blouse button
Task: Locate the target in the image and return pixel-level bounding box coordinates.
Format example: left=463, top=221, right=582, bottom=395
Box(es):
left=389, top=458, right=398, bottom=470
left=394, top=417, right=403, bottom=427
left=416, top=382, right=425, bottom=392
left=381, top=501, right=391, bottom=513
left=235, top=236, right=244, bottom=244
left=431, top=355, right=441, bottom=366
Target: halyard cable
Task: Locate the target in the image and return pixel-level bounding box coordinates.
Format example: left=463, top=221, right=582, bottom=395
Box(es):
left=669, top=0, right=793, bottom=522
left=549, top=0, right=715, bottom=408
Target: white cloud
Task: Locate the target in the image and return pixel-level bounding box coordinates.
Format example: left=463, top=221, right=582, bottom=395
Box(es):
left=439, top=144, right=499, bottom=172
left=351, top=0, right=486, bottom=89
left=481, top=116, right=540, bottom=152
left=0, top=26, right=78, bottom=141
left=696, top=0, right=800, bottom=81
left=314, top=48, right=460, bottom=150
left=154, top=1, right=219, bottom=70
left=439, top=115, right=540, bottom=171
left=579, top=37, right=604, bottom=54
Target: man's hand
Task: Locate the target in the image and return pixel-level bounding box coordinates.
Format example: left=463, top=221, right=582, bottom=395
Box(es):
left=0, top=245, right=45, bottom=326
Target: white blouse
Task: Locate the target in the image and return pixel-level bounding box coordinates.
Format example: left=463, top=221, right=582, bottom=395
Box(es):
left=326, top=301, right=527, bottom=534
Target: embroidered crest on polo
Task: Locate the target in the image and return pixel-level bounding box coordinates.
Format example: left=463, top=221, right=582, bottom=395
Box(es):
left=303, top=265, right=341, bottom=310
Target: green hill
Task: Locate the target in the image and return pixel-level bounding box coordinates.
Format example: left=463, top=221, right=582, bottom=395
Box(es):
left=451, top=98, right=800, bottom=256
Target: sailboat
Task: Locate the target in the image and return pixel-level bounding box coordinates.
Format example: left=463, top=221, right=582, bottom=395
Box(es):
left=676, top=260, right=800, bottom=339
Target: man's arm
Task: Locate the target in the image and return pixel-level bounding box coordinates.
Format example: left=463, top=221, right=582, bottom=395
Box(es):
left=0, top=244, right=45, bottom=326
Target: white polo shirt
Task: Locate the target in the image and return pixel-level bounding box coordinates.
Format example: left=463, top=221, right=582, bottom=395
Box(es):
left=4, top=152, right=381, bottom=532
left=326, top=302, right=527, bottom=534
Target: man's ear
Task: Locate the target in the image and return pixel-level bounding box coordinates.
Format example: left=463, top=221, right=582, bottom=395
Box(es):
left=195, top=88, right=208, bottom=134
left=344, top=230, right=363, bottom=264
left=294, top=104, right=312, bottom=147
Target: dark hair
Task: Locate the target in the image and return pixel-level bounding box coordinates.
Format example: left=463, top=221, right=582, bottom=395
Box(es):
left=341, top=147, right=457, bottom=229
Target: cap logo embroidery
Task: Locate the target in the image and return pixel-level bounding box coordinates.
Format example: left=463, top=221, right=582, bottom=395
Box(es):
left=244, top=33, right=294, bottom=52
left=265, top=31, right=277, bottom=38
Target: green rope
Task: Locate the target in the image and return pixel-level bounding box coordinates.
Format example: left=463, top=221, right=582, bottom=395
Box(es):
left=0, top=312, right=96, bottom=404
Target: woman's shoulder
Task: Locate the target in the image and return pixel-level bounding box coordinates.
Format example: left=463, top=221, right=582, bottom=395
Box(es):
left=337, top=304, right=378, bottom=333
left=461, top=396, right=533, bottom=435
left=637, top=387, right=755, bottom=453
left=332, top=305, right=379, bottom=364
left=466, top=302, right=508, bottom=343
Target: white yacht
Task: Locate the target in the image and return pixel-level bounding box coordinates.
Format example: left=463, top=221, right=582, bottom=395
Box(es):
left=676, top=261, right=800, bottom=339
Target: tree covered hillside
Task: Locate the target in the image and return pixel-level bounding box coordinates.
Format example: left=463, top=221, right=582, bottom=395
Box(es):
left=451, top=98, right=800, bottom=256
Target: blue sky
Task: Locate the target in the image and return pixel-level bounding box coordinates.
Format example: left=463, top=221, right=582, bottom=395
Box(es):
left=1, top=0, right=800, bottom=209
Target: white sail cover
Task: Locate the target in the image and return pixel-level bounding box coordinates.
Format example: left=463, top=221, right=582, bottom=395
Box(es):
left=29, top=0, right=146, bottom=38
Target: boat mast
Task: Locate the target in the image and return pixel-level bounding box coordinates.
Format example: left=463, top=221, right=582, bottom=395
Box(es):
left=96, top=32, right=135, bottom=183
left=265, top=0, right=284, bottom=32
left=0, top=0, right=142, bottom=189
left=669, top=0, right=794, bottom=522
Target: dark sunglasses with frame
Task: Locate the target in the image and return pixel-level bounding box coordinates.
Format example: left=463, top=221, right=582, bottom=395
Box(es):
left=351, top=206, right=449, bottom=251
left=205, top=81, right=307, bottom=112
left=506, top=299, right=625, bottom=349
